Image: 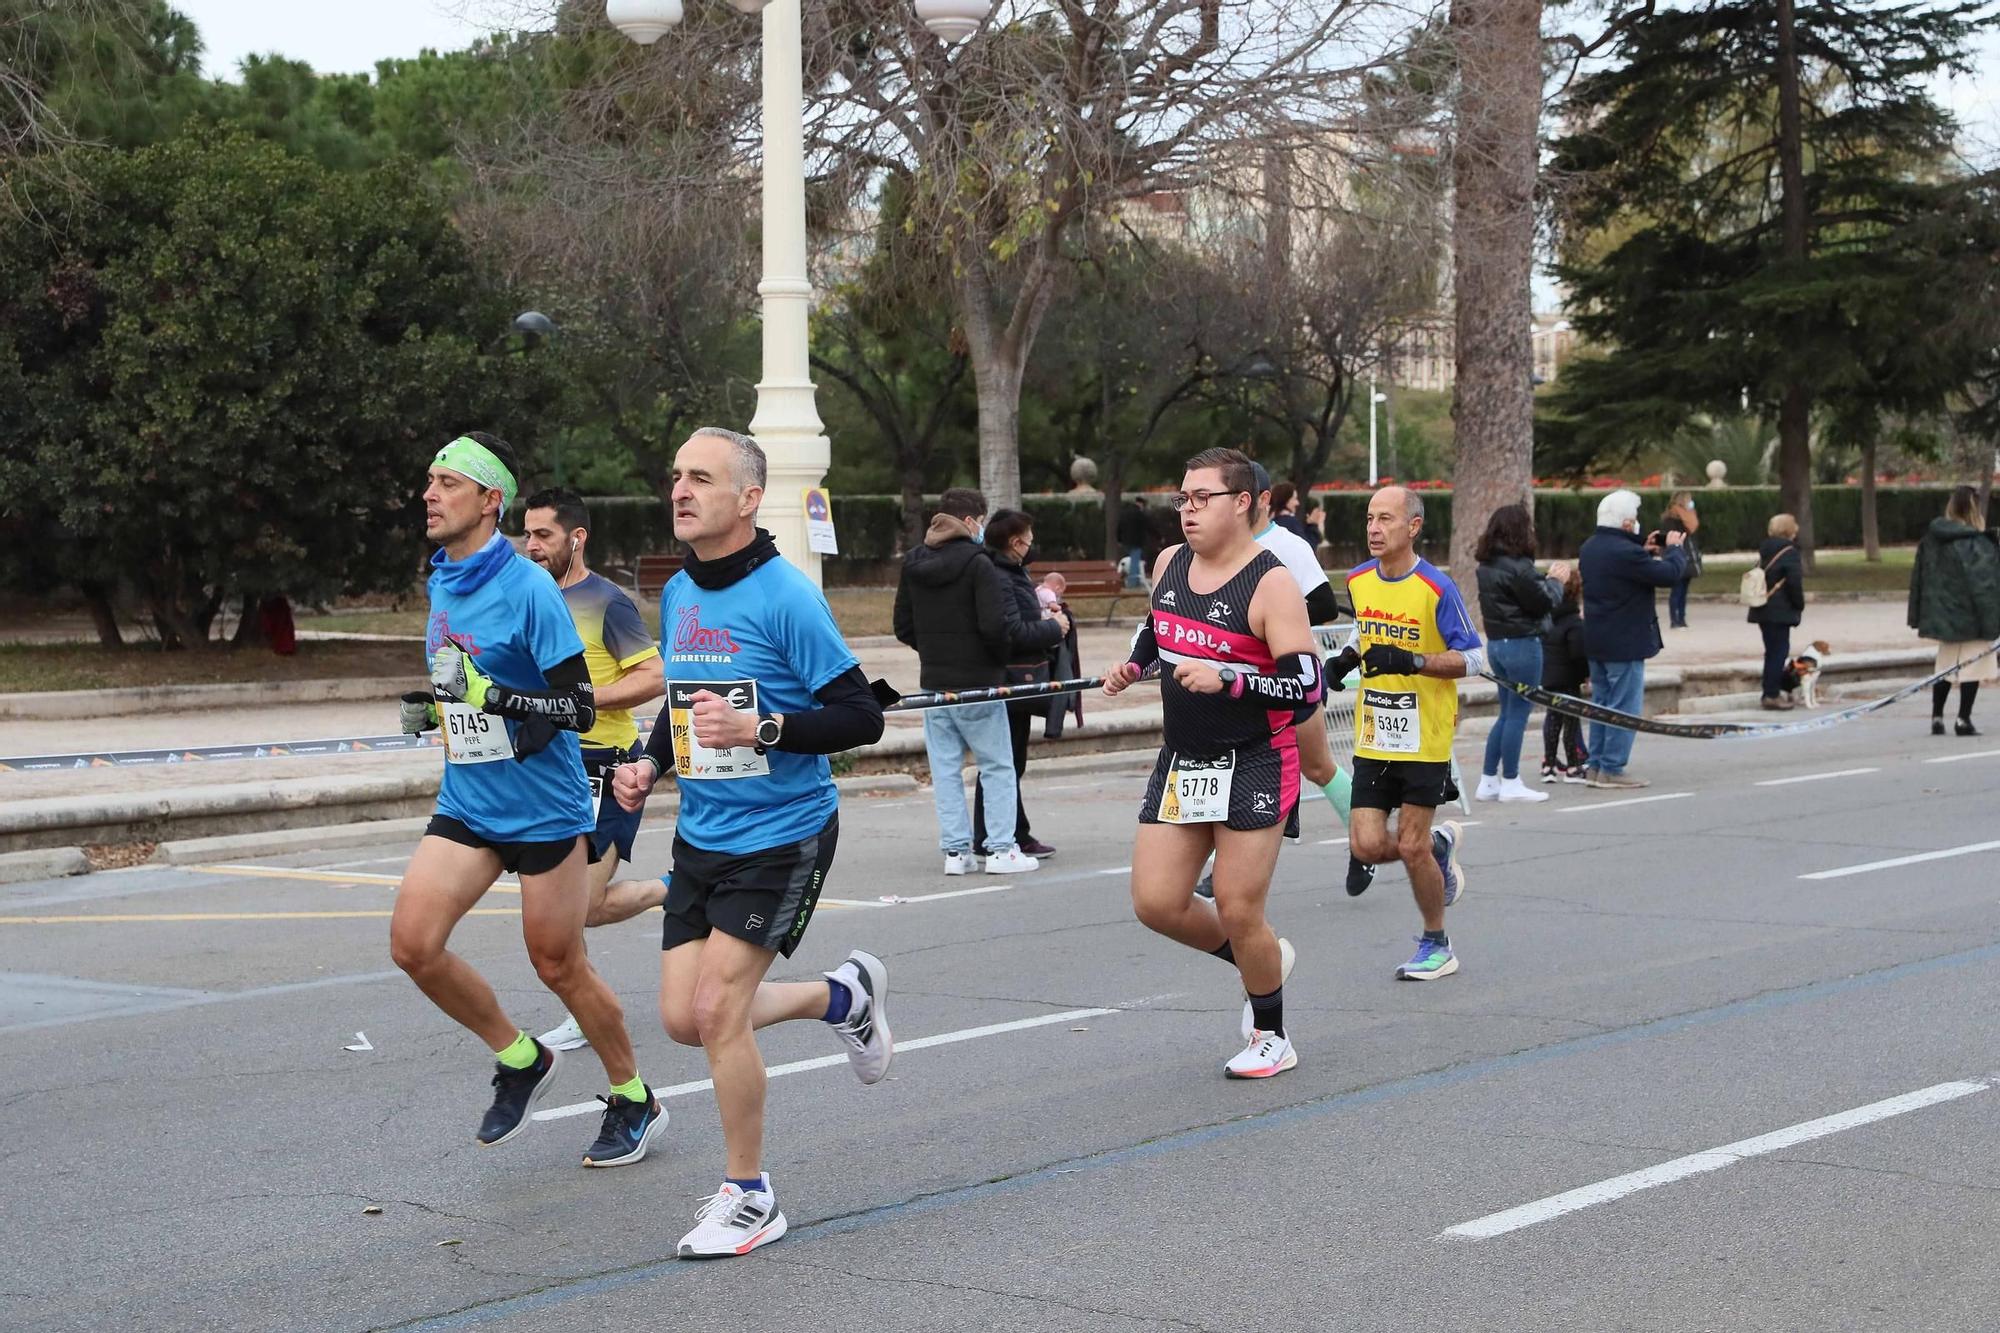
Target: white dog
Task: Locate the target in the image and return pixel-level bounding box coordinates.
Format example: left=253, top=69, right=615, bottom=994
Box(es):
left=1783, top=640, right=1831, bottom=709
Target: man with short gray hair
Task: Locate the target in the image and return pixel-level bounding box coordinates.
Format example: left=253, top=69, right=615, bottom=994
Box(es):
left=1576, top=489, right=1687, bottom=788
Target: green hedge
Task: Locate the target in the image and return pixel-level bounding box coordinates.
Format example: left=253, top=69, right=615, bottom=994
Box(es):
left=530, top=486, right=1991, bottom=569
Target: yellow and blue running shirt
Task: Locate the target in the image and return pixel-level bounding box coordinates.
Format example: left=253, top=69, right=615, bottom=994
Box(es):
left=1346, top=557, right=1482, bottom=763
left=561, top=572, right=660, bottom=752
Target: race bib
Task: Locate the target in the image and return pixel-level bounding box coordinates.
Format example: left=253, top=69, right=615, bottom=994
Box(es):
left=668, top=679, right=772, bottom=782
left=442, top=702, right=510, bottom=765
left=1158, top=752, right=1234, bottom=824
left=1359, top=688, right=1420, bottom=754
left=586, top=774, right=605, bottom=805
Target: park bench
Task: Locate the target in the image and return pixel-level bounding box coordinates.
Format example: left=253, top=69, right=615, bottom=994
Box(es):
left=1033, top=559, right=1149, bottom=625
left=635, top=553, right=685, bottom=599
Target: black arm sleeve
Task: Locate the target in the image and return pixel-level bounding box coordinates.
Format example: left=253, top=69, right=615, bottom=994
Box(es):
left=1127, top=618, right=1159, bottom=670
left=483, top=653, right=597, bottom=734
left=1305, top=583, right=1340, bottom=626
left=1222, top=651, right=1323, bottom=710
left=773, top=666, right=885, bottom=755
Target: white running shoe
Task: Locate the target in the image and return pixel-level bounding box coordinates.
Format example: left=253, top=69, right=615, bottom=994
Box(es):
left=1474, top=774, right=1503, bottom=802
left=1496, top=777, right=1549, bottom=803
left=677, top=1180, right=787, bottom=1259
left=1241, top=937, right=1298, bottom=1041
left=824, top=950, right=893, bottom=1084
left=984, top=848, right=1040, bottom=874
left=537, top=1014, right=589, bottom=1052
left=943, top=851, right=972, bottom=876
left=1225, top=1029, right=1297, bottom=1079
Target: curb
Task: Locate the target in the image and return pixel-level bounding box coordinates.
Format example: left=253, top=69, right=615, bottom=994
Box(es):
left=0, top=677, right=407, bottom=722
left=0, top=846, right=90, bottom=885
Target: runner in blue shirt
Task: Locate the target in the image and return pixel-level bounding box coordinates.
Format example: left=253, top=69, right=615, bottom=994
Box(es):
left=390, top=431, right=660, bottom=1171
left=611, top=427, right=892, bottom=1259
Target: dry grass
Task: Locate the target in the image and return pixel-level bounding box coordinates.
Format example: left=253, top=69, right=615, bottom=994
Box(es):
left=0, top=640, right=423, bottom=694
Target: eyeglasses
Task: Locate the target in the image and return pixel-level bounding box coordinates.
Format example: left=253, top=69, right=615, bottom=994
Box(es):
left=1170, top=488, right=1245, bottom=511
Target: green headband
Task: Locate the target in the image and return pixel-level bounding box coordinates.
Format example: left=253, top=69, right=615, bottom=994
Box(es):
left=433, top=436, right=517, bottom=511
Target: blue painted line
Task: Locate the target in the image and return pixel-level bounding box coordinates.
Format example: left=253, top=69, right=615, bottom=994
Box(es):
left=389, top=936, right=2000, bottom=1330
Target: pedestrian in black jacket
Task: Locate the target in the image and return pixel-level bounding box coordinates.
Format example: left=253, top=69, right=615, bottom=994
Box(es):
left=1747, top=514, right=1805, bottom=710
left=1540, top=569, right=1589, bottom=781
left=971, top=511, right=1069, bottom=859
left=1909, top=485, right=2000, bottom=735
left=1473, top=503, right=1570, bottom=802
left=1576, top=489, right=1688, bottom=788
left=1116, top=497, right=1151, bottom=588
left=894, top=489, right=1042, bottom=875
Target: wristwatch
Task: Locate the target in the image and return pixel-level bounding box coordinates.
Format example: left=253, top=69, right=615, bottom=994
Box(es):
left=1217, top=666, right=1242, bottom=698
left=1412, top=653, right=1428, bottom=675
left=754, top=714, right=783, bottom=754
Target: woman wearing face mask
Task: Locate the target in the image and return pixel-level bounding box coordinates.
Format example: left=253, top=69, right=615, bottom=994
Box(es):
left=972, top=510, right=1070, bottom=858
left=1661, top=492, right=1702, bottom=629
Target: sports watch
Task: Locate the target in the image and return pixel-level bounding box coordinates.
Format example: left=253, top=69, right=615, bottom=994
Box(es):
left=1217, top=666, right=1242, bottom=698
left=754, top=714, right=783, bottom=754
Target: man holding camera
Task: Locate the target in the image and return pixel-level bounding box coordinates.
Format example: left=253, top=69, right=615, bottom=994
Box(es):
left=1576, top=490, right=1688, bottom=789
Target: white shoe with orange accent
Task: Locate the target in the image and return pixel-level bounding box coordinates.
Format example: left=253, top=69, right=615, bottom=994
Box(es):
left=677, top=1180, right=788, bottom=1258
left=1224, top=1030, right=1297, bottom=1079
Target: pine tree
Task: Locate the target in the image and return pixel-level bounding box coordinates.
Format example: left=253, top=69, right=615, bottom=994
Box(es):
left=1541, top=0, right=1993, bottom=558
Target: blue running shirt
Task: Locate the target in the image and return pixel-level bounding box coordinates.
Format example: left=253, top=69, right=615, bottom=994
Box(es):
left=427, top=538, right=595, bottom=844
left=659, top=556, right=857, bottom=854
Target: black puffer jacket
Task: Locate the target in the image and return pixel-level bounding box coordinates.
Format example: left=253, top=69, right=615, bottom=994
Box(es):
left=993, top=553, right=1064, bottom=666
left=1909, top=518, right=2000, bottom=642
left=1746, top=536, right=1805, bottom=628
left=893, top=516, right=1025, bottom=690
left=1477, top=553, right=1563, bottom=640
left=1541, top=591, right=1588, bottom=693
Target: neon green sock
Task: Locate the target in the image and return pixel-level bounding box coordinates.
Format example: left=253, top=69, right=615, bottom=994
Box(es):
left=1319, top=767, right=1352, bottom=824
left=609, top=1074, right=647, bottom=1104
left=495, top=1030, right=539, bottom=1069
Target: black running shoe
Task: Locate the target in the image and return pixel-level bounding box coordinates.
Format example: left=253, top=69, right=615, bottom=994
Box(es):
left=1957, top=717, right=1980, bottom=737
left=477, top=1041, right=561, bottom=1146
left=1194, top=872, right=1216, bottom=901
left=1344, top=854, right=1376, bottom=897
left=582, top=1089, right=667, bottom=1167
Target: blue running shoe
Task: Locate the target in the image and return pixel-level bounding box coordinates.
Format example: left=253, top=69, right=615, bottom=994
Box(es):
left=582, top=1088, right=667, bottom=1167
left=1396, top=935, right=1458, bottom=980
left=1432, top=819, right=1466, bottom=907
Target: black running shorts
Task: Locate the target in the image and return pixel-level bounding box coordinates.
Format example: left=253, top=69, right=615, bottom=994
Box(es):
left=581, top=744, right=645, bottom=864
left=662, top=810, right=838, bottom=959
left=424, top=814, right=597, bottom=877
left=1351, top=757, right=1459, bottom=812
left=1138, top=744, right=1300, bottom=836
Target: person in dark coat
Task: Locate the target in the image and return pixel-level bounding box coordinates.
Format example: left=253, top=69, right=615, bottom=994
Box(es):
left=894, top=488, right=1041, bottom=874
left=1116, top=496, right=1151, bottom=587
left=972, top=511, right=1069, bottom=858
left=1540, top=568, right=1589, bottom=781
left=1747, top=513, right=1805, bottom=710
left=1576, top=489, right=1688, bottom=788
left=1473, top=503, right=1570, bottom=801
left=1909, top=485, right=2000, bottom=736
left=1660, top=491, right=1702, bottom=629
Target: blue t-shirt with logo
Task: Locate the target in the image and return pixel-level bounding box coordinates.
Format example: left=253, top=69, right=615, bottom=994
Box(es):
left=659, top=556, right=857, bottom=854
left=427, top=536, right=595, bottom=844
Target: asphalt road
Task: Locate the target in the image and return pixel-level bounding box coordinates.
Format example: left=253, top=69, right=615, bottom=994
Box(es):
left=3, top=697, right=1998, bottom=1332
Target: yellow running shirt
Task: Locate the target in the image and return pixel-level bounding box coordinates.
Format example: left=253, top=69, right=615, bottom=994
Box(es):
left=561, top=572, right=660, bottom=752
left=1345, top=557, right=1482, bottom=763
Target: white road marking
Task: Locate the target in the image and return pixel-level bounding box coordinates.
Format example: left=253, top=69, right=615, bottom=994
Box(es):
left=1095, top=865, right=1133, bottom=876
left=1316, top=837, right=1350, bottom=847
left=1754, top=767, right=1880, bottom=787
left=1798, top=840, right=2000, bottom=881
left=1442, top=1079, right=1990, bottom=1240
left=1924, top=748, right=2000, bottom=765
left=892, top=883, right=1027, bottom=904
left=532, top=1005, right=1124, bottom=1122
left=1556, top=792, right=1694, bottom=813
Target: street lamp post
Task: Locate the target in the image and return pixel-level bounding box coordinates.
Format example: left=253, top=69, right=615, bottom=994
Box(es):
left=1366, top=377, right=1390, bottom=485
left=607, top=0, right=992, bottom=581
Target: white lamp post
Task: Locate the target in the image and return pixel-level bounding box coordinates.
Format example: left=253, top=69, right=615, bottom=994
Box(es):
left=1366, top=377, right=1389, bottom=485
left=607, top=0, right=991, bottom=579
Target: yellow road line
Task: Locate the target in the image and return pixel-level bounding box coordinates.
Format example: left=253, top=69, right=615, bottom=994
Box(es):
left=0, top=909, right=522, bottom=925
left=189, top=864, right=521, bottom=895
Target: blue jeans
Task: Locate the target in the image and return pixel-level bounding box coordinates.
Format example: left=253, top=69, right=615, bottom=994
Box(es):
left=1760, top=621, right=1791, bottom=699
left=1586, top=659, right=1646, bottom=775
left=923, top=701, right=1018, bottom=855
left=1124, top=546, right=1146, bottom=587
left=1668, top=578, right=1691, bottom=627
left=1481, top=636, right=1543, bottom=779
